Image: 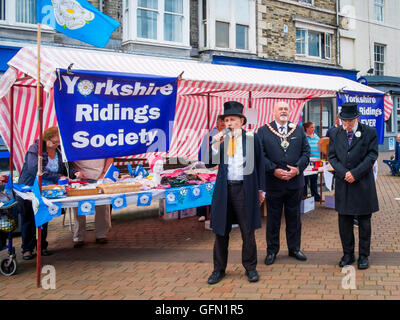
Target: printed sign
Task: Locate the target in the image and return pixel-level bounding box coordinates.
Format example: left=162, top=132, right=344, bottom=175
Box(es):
left=54, top=69, right=178, bottom=161
left=337, top=92, right=384, bottom=144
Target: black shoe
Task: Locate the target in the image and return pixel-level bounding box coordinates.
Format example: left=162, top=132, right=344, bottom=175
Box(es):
left=245, top=270, right=259, bottom=282
left=41, top=249, right=52, bottom=256
left=265, top=253, right=276, bottom=265
left=289, top=250, right=307, bottom=261
left=358, top=255, right=369, bottom=270
left=339, top=254, right=355, bottom=267
left=353, top=218, right=359, bottom=227
left=22, top=251, right=35, bottom=260
left=207, top=271, right=226, bottom=285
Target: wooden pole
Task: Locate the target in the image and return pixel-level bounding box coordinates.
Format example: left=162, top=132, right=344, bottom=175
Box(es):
left=206, top=93, right=210, bottom=220
left=36, top=22, right=43, bottom=288
left=248, top=91, right=252, bottom=130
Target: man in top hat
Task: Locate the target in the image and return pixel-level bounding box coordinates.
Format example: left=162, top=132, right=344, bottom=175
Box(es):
left=257, top=101, right=310, bottom=266
left=207, top=101, right=265, bottom=285
left=328, top=102, right=379, bottom=269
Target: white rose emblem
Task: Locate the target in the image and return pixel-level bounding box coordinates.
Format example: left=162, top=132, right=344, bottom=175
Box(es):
left=113, top=197, right=124, bottom=208
left=139, top=194, right=149, bottom=205
left=166, top=192, right=176, bottom=203
left=288, top=123, right=296, bottom=129
left=51, top=0, right=95, bottom=30
left=77, top=80, right=94, bottom=96
left=192, top=187, right=201, bottom=197
left=113, top=171, right=119, bottom=180
left=48, top=204, right=60, bottom=216
left=80, top=201, right=93, bottom=213
left=205, top=183, right=213, bottom=191
left=355, top=131, right=361, bottom=138
left=179, top=188, right=188, bottom=196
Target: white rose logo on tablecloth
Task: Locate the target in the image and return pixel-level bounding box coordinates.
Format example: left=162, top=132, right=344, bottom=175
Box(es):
left=77, top=80, right=94, bottom=96
left=80, top=201, right=93, bottom=213
left=166, top=192, right=176, bottom=204
left=139, top=194, right=149, bottom=206
left=113, top=197, right=124, bottom=208
left=51, top=0, right=95, bottom=30
left=48, top=204, right=60, bottom=216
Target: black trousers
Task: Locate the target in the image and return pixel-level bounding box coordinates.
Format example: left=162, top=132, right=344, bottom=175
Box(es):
left=303, top=175, right=320, bottom=201
left=19, top=198, right=48, bottom=253
left=213, top=183, right=257, bottom=272
left=266, top=188, right=302, bottom=255
left=338, top=214, right=372, bottom=257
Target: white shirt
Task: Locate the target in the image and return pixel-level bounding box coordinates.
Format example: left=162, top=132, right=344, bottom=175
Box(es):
left=275, top=121, right=288, bottom=134
left=211, top=129, right=244, bottom=181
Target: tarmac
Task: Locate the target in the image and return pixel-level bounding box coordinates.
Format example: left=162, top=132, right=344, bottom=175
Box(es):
left=0, top=152, right=399, bottom=300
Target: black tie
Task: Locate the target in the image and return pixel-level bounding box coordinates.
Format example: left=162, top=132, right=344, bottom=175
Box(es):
left=279, top=126, right=285, bottom=134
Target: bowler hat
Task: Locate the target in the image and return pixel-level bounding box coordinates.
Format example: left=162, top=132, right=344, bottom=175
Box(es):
left=338, top=103, right=360, bottom=120
left=221, top=101, right=247, bottom=125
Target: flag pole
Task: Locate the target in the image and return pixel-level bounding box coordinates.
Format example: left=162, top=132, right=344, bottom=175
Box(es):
left=36, top=22, right=43, bottom=288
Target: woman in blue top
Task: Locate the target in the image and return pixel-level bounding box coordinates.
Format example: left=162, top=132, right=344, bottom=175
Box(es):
left=18, top=126, right=77, bottom=260
left=303, top=122, right=321, bottom=202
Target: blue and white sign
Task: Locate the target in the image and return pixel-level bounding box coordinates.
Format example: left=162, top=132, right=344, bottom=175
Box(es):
left=337, top=92, right=385, bottom=144
left=54, top=69, right=178, bottom=161
left=165, top=183, right=215, bottom=213
left=137, top=192, right=153, bottom=207
left=77, top=199, right=96, bottom=216
left=111, top=194, right=127, bottom=211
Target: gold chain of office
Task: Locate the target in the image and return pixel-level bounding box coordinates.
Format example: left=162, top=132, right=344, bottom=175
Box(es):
left=266, top=123, right=297, bottom=150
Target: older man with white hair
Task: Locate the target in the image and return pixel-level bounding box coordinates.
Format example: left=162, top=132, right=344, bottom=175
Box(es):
left=257, top=101, right=310, bottom=266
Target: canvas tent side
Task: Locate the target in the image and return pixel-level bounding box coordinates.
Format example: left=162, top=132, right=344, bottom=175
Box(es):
left=0, top=46, right=387, bottom=172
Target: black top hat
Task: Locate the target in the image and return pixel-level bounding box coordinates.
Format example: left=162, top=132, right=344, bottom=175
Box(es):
left=221, top=101, right=247, bottom=125
left=339, top=102, right=360, bottom=120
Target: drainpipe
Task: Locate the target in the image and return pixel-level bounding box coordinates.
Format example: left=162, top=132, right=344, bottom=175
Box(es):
left=99, top=0, right=103, bottom=12
left=336, top=0, right=340, bottom=66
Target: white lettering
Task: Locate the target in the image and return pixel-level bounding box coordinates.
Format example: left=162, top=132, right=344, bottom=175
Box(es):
left=160, top=84, right=173, bottom=95
left=149, top=107, right=161, bottom=120
left=104, top=79, right=120, bottom=95
left=72, top=131, right=90, bottom=148
left=76, top=104, right=93, bottom=121
left=63, top=76, right=80, bottom=94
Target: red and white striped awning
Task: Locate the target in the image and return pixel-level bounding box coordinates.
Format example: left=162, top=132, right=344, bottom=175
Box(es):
left=0, top=46, right=387, bottom=172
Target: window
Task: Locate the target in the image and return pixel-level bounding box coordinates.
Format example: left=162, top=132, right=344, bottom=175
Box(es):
left=124, top=0, right=189, bottom=46
left=296, top=29, right=331, bottom=59
left=0, top=0, right=37, bottom=25
left=299, top=0, right=313, bottom=4
left=374, top=44, right=385, bottom=75
left=200, top=0, right=256, bottom=53
left=374, top=0, right=384, bottom=23
left=396, top=97, right=400, bottom=132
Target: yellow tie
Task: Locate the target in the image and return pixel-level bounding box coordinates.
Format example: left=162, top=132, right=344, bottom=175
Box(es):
left=227, top=136, right=236, bottom=158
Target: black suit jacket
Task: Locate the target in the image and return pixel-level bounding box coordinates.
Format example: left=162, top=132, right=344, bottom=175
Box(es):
left=328, top=123, right=379, bottom=215
left=257, top=121, right=310, bottom=191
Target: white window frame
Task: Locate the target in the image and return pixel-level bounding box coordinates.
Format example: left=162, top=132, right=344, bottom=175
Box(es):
left=296, top=28, right=331, bottom=60
left=374, top=43, right=385, bottom=76
left=0, top=0, right=52, bottom=32
left=298, top=0, right=313, bottom=5
left=199, top=0, right=256, bottom=54
left=374, top=0, right=384, bottom=23
left=294, top=18, right=334, bottom=61
left=123, top=0, right=190, bottom=48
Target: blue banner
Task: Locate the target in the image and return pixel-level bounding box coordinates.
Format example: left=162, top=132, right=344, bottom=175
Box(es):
left=165, top=183, right=215, bottom=213
left=54, top=69, right=178, bottom=161
left=337, top=92, right=384, bottom=144
left=37, top=0, right=120, bottom=48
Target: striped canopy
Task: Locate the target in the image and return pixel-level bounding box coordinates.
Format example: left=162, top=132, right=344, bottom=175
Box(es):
left=0, top=46, right=387, bottom=172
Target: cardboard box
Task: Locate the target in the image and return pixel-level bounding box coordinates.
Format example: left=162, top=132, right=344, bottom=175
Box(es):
left=300, top=197, right=315, bottom=214
left=325, top=195, right=335, bottom=209
left=179, top=208, right=197, bottom=219
left=158, top=199, right=179, bottom=220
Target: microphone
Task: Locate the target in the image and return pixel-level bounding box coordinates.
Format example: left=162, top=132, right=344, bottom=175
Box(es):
left=212, top=127, right=232, bottom=142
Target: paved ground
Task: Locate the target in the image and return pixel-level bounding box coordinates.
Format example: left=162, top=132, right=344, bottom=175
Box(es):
left=0, top=152, right=399, bottom=300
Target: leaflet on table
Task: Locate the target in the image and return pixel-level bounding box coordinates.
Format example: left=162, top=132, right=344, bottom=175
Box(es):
left=54, top=69, right=178, bottom=161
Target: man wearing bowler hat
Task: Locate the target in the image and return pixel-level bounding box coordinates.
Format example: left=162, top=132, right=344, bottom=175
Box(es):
left=207, top=101, right=265, bottom=284
left=328, top=102, right=379, bottom=269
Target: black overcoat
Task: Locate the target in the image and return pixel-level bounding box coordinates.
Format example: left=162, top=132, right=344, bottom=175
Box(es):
left=210, top=131, right=265, bottom=236
left=328, top=123, right=379, bottom=215
left=257, top=121, right=310, bottom=191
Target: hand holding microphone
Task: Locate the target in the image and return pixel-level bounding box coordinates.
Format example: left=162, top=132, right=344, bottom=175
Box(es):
left=211, top=127, right=232, bottom=151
